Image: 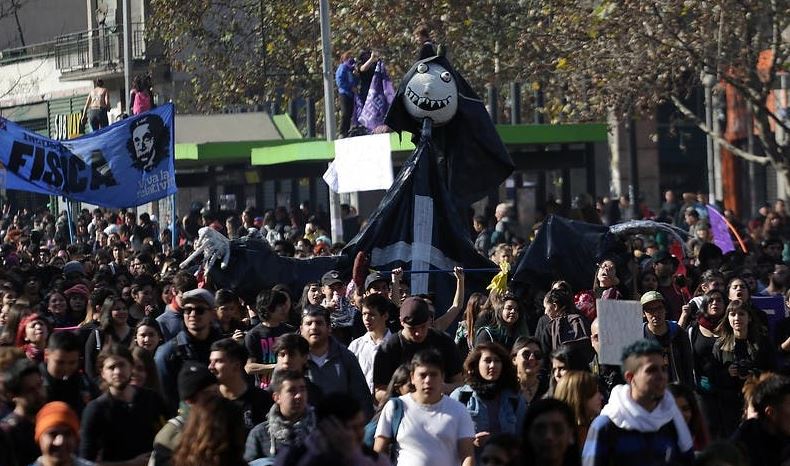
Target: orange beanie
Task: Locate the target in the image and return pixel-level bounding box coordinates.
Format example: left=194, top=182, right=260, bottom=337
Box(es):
left=35, top=401, right=80, bottom=442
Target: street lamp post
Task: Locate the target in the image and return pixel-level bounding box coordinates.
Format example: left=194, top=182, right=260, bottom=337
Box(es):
left=702, top=71, right=717, bottom=204
left=318, top=0, right=343, bottom=243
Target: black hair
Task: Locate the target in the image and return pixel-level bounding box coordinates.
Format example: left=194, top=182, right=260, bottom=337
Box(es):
left=214, top=289, right=239, bottom=307
left=3, top=359, right=40, bottom=395
left=173, top=271, right=198, bottom=293
left=521, top=398, right=580, bottom=466
left=270, top=369, right=305, bottom=393
left=621, top=339, right=664, bottom=363
left=544, top=288, right=573, bottom=312
left=272, top=333, right=309, bottom=357
left=316, top=392, right=361, bottom=422
left=47, top=330, right=81, bottom=353
left=752, top=375, right=790, bottom=418
left=209, top=338, right=249, bottom=366
left=273, top=240, right=296, bottom=256
left=301, top=304, right=330, bottom=324
left=255, top=289, right=289, bottom=321
left=96, top=344, right=133, bottom=375
left=133, top=317, right=163, bottom=343
left=410, top=349, right=444, bottom=374
left=360, top=293, right=392, bottom=316
left=621, top=339, right=664, bottom=374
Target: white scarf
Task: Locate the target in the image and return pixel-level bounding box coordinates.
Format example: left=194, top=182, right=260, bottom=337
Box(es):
left=601, top=384, right=693, bottom=452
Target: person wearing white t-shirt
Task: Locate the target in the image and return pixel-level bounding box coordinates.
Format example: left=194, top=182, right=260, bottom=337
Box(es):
left=349, top=294, right=393, bottom=393
left=374, top=349, right=475, bottom=466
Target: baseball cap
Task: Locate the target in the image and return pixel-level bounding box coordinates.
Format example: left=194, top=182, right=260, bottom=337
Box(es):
left=177, top=361, right=217, bottom=401
left=365, top=271, right=387, bottom=290
left=400, top=297, right=430, bottom=326
left=321, top=270, right=343, bottom=287
left=640, top=290, right=665, bottom=307
left=181, top=288, right=215, bottom=308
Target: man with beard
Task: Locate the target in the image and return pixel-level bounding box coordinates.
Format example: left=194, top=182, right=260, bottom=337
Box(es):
left=1, top=359, right=46, bottom=466
left=155, top=288, right=222, bottom=414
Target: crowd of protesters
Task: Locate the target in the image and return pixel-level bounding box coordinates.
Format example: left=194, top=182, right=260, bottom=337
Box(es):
left=0, top=188, right=789, bottom=466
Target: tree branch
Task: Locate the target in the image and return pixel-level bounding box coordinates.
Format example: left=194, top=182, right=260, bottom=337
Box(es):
left=670, top=95, right=771, bottom=166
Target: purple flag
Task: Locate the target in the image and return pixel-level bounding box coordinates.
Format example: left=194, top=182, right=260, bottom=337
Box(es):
left=706, top=204, right=735, bottom=254
left=359, top=61, right=395, bottom=132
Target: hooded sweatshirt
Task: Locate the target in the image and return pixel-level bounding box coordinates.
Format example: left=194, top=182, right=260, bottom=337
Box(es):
left=582, top=384, right=694, bottom=466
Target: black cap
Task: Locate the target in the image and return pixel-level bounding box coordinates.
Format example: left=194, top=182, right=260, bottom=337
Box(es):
left=400, top=297, right=430, bottom=326
left=177, top=361, right=217, bottom=401
left=364, top=271, right=387, bottom=290
left=321, top=270, right=343, bottom=287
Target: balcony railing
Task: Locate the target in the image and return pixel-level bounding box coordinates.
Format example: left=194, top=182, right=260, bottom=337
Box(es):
left=54, top=23, right=148, bottom=73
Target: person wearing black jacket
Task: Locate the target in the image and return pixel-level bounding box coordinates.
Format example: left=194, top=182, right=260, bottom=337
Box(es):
left=41, top=331, right=97, bottom=416
left=209, top=338, right=272, bottom=434
left=154, top=289, right=222, bottom=414
left=731, top=375, right=790, bottom=466
left=79, top=344, right=167, bottom=463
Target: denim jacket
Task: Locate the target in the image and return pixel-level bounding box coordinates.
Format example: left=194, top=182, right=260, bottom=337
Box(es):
left=450, top=385, right=526, bottom=436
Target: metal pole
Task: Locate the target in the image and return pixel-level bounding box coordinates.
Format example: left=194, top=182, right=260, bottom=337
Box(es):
left=703, top=73, right=716, bottom=203
left=319, top=0, right=342, bottom=243
left=306, top=96, right=316, bottom=138
left=122, top=0, right=131, bottom=114
left=510, top=82, right=521, bottom=125
left=65, top=199, right=75, bottom=244
left=628, top=118, right=640, bottom=219
left=171, top=193, right=177, bottom=251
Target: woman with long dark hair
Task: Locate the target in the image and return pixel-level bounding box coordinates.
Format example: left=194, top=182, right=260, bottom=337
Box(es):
left=711, top=299, right=774, bottom=437
left=689, top=288, right=727, bottom=438
left=451, top=342, right=526, bottom=448
left=84, top=295, right=132, bottom=380
left=475, top=293, right=528, bottom=351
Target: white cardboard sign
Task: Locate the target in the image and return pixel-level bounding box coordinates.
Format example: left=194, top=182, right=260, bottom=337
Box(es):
left=596, top=299, right=644, bottom=366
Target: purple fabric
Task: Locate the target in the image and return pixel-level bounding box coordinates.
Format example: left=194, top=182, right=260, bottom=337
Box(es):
left=359, top=61, right=395, bottom=132
left=706, top=204, right=735, bottom=254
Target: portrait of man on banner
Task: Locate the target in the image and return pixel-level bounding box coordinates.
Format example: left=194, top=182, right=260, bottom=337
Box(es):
left=126, top=113, right=170, bottom=172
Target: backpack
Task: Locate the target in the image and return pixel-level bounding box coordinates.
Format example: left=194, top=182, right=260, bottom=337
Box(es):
left=363, top=397, right=404, bottom=462
left=549, top=314, right=594, bottom=365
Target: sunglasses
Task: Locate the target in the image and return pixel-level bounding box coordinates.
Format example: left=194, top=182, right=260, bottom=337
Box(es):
left=183, top=306, right=210, bottom=316
left=522, top=350, right=543, bottom=360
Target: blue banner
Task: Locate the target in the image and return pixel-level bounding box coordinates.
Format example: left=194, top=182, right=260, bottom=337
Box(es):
left=0, top=103, right=176, bottom=208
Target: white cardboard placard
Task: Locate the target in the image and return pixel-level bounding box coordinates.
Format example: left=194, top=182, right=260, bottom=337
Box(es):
left=597, top=299, right=644, bottom=366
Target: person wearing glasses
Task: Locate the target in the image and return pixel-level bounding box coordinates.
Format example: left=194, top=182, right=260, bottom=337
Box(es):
left=155, top=288, right=222, bottom=414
